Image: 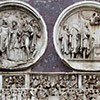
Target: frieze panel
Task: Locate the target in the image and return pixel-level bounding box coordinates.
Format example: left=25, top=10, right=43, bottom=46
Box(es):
left=0, top=73, right=100, bottom=100
left=0, top=89, right=100, bottom=100
left=0, top=89, right=99, bottom=100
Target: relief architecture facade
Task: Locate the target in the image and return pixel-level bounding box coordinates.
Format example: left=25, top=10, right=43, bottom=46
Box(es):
left=0, top=0, right=100, bottom=100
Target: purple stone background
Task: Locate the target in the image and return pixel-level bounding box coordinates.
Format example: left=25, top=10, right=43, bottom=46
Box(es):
left=19, top=0, right=99, bottom=72
left=29, top=0, right=74, bottom=72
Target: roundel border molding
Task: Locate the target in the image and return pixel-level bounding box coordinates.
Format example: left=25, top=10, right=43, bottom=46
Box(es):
left=0, top=1, right=47, bottom=70
left=53, top=1, right=100, bottom=71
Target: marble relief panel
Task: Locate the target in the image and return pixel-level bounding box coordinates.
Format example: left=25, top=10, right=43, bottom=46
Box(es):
left=1, top=73, right=99, bottom=100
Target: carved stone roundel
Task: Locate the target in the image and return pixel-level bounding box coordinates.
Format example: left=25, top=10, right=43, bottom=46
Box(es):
left=0, top=1, right=47, bottom=70
left=54, top=1, right=100, bottom=71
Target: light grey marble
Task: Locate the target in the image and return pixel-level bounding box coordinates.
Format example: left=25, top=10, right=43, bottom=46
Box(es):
left=0, top=0, right=47, bottom=70
left=54, top=1, right=100, bottom=71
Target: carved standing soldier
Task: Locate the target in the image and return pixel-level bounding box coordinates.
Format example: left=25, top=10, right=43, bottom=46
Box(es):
left=59, top=24, right=71, bottom=56
left=82, top=75, right=88, bottom=89
left=5, top=89, right=11, bottom=100
left=29, top=19, right=41, bottom=58
left=0, top=18, right=9, bottom=57
left=70, top=25, right=81, bottom=58
left=78, top=12, right=91, bottom=58
left=31, top=75, right=40, bottom=89
left=68, top=75, right=77, bottom=88
left=82, top=22, right=91, bottom=58
left=21, top=19, right=33, bottom=59
left=16, top=75, right=25, bottom=88
left=9, top=20, right=20, bottom=50
left=8, top=20, right=22, bottom=61
left=22, top=89, right=30, bottom=100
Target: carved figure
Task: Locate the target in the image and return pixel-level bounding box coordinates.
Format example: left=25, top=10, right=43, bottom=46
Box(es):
left=70, top=25, right=81, bottom=58
left=30, top=75, right=40, bottom=88
left=68, top=75, right=77, bottom=88
left=82, top=75, right=88, bottom=89
left=21, top=19, right=32, bottom=59
left=8, top=20, right=23, bottom=61
left=37, top=85, right=49, bottom=100
left=90, top=12, right=100, bottom=25
left=59, top=24, right=71, bottom=56
left=29, top=19, right=41, bottom=58
left=5, top=89, right=11, bottom=100
left=29, top=89, right=37, bottom=100
left=0, top=18, right=9, bottom=57
left=12, top=89, right=18, bottom=100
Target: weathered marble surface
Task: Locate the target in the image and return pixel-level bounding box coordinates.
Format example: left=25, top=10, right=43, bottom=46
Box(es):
left=0, top=1, right=47, bottom=70
left=0, top=72, right=100, bottom=100
left=0, top=0, right=100, bottom=72
left=24, top=0, right=100, bottom=72
left=54, top=1, right=100, bottom=71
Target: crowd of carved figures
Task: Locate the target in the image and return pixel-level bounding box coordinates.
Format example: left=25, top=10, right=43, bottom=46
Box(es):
left=2, top=74, right=100, bottom=100
left=0, top=88, right=100, bottom=100
left=3, top=75, right=25, bottom=88
left=59, top=11, right=100, bottom=59
left=0, top=10, right=41, bottom=62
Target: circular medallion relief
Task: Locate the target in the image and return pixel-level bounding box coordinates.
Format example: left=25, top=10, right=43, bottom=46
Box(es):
left=0, top=1, right=47, bottom=70
left=54, top=1, right=100, bottom=71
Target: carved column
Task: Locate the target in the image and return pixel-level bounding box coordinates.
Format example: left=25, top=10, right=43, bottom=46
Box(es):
left=25, top=74, right=30, bottom=88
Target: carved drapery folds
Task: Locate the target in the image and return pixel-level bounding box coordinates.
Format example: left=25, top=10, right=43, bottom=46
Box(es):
left=0, top=1, right=47, bottom=70
left=53, top=1, right=100, bottom=71
left=0, top=73, right=100, bottom=100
